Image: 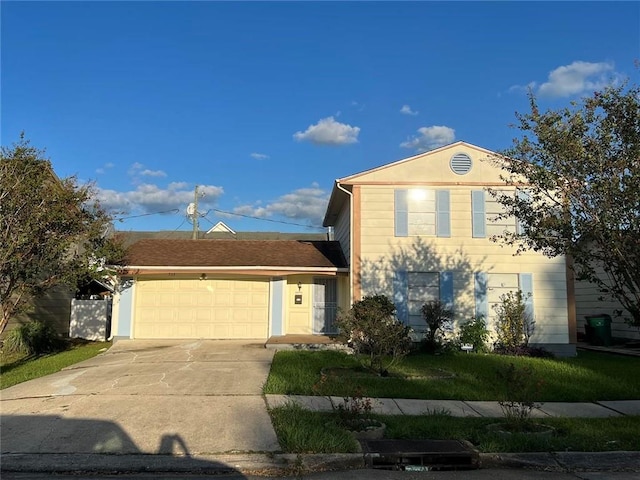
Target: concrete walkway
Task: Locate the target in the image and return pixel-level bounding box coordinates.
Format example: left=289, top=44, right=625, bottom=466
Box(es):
left=265, top=395, right=640, bottom=418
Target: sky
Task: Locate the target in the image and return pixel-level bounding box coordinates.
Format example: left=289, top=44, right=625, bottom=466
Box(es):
left=2, top=1, right=638, bottom=234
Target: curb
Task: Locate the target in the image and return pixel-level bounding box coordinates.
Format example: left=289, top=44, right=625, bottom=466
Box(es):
left=480, top=452, right=640, bottom=472
left=0, top=453, right=365, bottom=476
left=2, top=451, right=639, bottom=475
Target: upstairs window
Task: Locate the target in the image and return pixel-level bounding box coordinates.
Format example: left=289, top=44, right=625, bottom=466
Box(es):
left=395, top=189, right=450, bottom=237
left=472, top=189, right=528, bottom=238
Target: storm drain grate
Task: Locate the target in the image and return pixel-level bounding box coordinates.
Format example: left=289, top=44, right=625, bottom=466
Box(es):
left=361, top=439, right=480, bottom=471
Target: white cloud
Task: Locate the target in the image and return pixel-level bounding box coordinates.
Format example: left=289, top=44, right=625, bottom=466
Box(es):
left=510, top=61, right=620, bottom=98
left=128, top=162, right=144, bottom=175
left=293, top=116, right=360, bottom=146
left=140, top=169, right=167, bottom=177
left=400, top=125, right=455, bottom=152
left=127, top=162, right=166, bottom=181
left=400, top=104, right=419, bottom=116
left=96, top=162, right=115, bottom=175
left=233, top=183, right=329, bottom=226
left=250, top=152, right=270, bottom=160
left=97, top=182, right=224, bottom=215
left=538, top=61, right=616, bottom=97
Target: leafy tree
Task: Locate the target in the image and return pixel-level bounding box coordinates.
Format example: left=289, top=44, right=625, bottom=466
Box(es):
left=0, top=135, right=126, bottom=334
left=336, top=295, right=412, bottom=375
left=490, top=82, right=640, bottom=328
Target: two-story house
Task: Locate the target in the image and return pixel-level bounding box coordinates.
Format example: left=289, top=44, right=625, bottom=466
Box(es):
left=323, top=141, right=576, bottom=356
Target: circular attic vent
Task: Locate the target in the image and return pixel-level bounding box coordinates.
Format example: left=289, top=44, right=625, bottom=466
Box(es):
left=450, top=153, right=472, bottom=175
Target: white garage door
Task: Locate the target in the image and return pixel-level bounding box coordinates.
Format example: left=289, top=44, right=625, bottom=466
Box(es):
left=134, top=278, right=269, bottom=339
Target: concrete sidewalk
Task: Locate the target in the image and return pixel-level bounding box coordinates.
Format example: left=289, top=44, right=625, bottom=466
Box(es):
left=265, top=395, right=640, bottom=418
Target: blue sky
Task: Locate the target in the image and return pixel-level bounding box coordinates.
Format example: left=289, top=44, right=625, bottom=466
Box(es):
left=2, top=1, right=638, bottom=233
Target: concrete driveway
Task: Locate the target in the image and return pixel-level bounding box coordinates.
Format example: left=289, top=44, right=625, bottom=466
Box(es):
left=1, top=340, right=279, bottom=457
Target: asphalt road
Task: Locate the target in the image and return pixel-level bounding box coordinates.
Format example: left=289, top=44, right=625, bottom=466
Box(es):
left=3, top=470, right=640, bottom=480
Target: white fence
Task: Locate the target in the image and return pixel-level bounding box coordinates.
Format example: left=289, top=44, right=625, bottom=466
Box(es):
left=69, top=299, right=112, bottom=341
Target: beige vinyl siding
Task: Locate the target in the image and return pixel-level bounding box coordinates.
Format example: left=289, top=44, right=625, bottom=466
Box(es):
left=284, top=274, right=350, bottom=335
left=7, top=286, right=74, bottom=337
left=357, top=184, right=569, bottom=346
left=334, top=201, right=351, bottom=265
left=575, top=275, right=639, bottom=341
left=286, top=275, right=313, bottom=334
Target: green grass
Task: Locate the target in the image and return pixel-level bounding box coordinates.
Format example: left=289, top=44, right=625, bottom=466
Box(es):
left=0, top=340, right=111, bottom=389
left=382, top=414, right=640, bottom=453
left=264, top=350, right=640, bottom=401
left=268, top=404, right=640, bottom=453
left=269, top=402, right=360, bottom=453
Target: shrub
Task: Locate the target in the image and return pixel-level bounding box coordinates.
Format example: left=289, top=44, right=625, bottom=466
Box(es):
left=457, top=316, right=490, bottom=353
left=3, top=321, right=64, bottom=356
left=493, top=290, right=535, bottom=350
left=496, top=362, right=543, bottom=431
left=336, top=295, right=412, bottom=375
left=420, top=300, right=454, bottom=353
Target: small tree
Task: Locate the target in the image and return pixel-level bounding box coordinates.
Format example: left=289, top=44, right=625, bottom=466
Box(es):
left=493, top=290, right=535, bottom=351
left=336, top=295, right=412, bottom=375
left=0, top=135, right=126, bottom=334
left=496, top=363, right=543, bottom=431
left=420, top=299, right=453, bottom=352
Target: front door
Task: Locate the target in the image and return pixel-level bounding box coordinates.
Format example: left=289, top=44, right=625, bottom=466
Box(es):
left=313, top=278, right=338, bottom=334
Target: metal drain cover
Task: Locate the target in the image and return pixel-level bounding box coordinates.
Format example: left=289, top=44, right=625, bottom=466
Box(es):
left=361, top=439, right=480, bottom=471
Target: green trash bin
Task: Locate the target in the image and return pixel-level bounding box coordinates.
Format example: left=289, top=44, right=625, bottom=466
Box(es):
left=585, top=314, right=612, bottom=346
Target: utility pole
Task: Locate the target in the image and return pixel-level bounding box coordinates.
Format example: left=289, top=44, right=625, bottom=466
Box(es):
left=192, top=185, right=199, bottom=240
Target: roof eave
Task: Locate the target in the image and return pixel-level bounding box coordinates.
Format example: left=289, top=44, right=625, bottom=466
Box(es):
left=122, top=265, right=349, bottom=274
left=322, top=181, right=350, bottom=227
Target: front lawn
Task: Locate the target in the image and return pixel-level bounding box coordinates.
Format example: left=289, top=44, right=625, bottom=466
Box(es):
left=0, top=340, right=111, bottom=389
left=264, top=350, right=640, bottom=401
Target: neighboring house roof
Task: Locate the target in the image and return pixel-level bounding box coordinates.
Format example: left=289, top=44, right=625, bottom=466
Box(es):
left=206, top=221, right=236, bottom=234
left=116, top=230, right=328, bottom=247
left=123, top=239, right=348, bottom=272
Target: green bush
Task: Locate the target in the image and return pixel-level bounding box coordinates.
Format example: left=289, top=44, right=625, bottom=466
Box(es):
left=336, top=295, right=412, bottom=375
left=458, top=316, right=490, bottom=353
left=420, top=300, right=454, bottom=353
left=493, top=290, right=534, bottom=350
left=3, top=321, right=64, bottom=356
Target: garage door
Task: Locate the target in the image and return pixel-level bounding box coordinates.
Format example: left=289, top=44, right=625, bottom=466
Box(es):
left=134, top=278, right=269, bottom=339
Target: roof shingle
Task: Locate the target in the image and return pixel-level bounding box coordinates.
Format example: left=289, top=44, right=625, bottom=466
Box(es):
left=125, top=239, right=348, bottom=269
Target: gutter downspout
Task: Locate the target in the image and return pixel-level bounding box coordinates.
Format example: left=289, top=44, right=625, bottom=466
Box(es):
left=336, top=181, right=354, bottom=306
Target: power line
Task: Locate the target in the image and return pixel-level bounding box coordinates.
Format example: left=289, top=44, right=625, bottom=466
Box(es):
left=115, top=209, right=180, bottom=222
left=203, top=208, right=324, bottom=230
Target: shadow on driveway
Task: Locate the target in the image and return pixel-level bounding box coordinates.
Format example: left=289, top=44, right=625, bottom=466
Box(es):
left=1, top=414, right=247, bottom=476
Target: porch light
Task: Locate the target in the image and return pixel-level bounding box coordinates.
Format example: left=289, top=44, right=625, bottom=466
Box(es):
left=297, top=282, right=302, bottom=291
left=200, top=273, right=207, bottom=281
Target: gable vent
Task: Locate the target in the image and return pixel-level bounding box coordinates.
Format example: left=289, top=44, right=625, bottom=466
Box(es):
left=450, top=153, right=473, bottom=175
